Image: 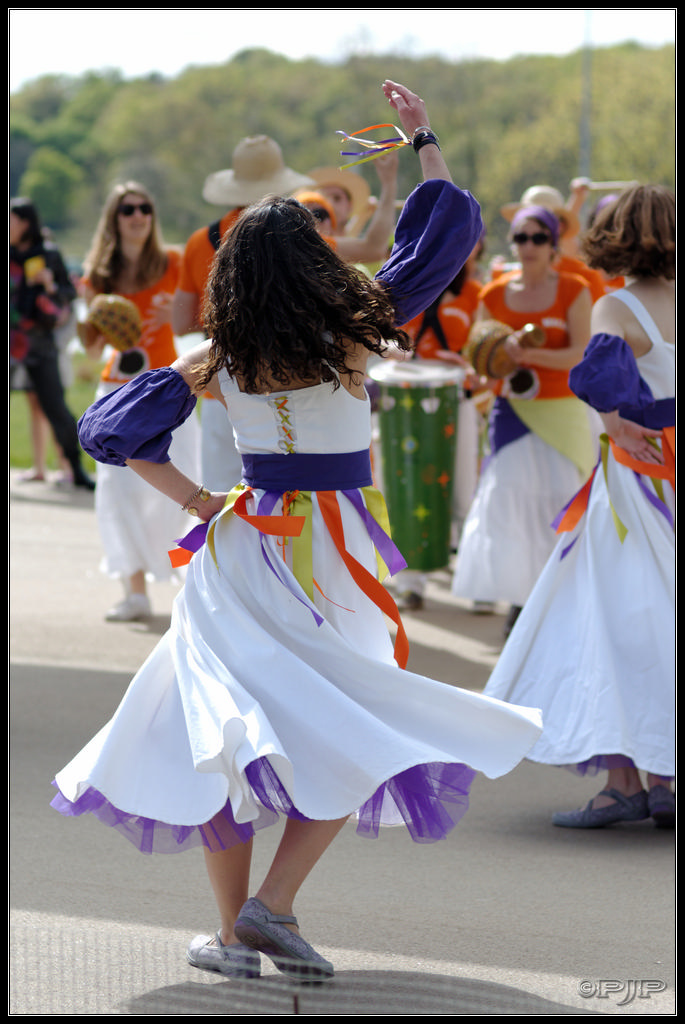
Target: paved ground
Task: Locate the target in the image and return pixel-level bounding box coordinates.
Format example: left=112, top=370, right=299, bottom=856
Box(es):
left=9, top=470, right=675, bottom=1015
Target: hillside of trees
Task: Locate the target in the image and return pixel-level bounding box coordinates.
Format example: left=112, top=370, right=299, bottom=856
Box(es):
left=10, top=43, right=675, bottom=267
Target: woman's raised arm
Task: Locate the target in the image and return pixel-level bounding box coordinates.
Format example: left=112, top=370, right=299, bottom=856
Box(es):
left=382, top=80, right=452, bottom=183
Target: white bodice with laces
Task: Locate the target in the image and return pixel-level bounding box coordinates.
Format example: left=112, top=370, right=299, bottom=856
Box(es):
left=217, top=368, right=371, bottom=457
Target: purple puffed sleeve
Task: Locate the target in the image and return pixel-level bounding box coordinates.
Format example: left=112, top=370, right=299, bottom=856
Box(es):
left=375, top=179, right=483, bottom=325
left=569, top=333, right=655, bottom=413
left=78, top=368, right=197, bottom=466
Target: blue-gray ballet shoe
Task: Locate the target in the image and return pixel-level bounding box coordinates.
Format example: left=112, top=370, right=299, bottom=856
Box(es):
left=648, top=785, right=675, bottom=829
left=186, top=931, right=261, bottom=978
left=552, top=788, right=649, bottom=829
left=234, top=897, right=334, bottom=980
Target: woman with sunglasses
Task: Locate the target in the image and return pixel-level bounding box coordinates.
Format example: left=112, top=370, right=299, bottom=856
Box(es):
left=484, top=185, right=675, bottom=829
left=81, top=182, right=199, bottom=621
left=52, top=80, right=542, bottom=981
left=452, top=205, right=597, bottom=636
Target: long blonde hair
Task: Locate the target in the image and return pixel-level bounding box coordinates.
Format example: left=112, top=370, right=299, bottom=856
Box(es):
left=83, top=181, right=168, bottom=293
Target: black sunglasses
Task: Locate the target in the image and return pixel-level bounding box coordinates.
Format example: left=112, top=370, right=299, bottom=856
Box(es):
left=512, top=231, right=552, bottom=246
left=118, top=202, right=153, bottom=217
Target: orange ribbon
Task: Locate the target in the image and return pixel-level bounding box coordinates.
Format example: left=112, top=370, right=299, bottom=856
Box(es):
left=554, top=466, right=598, bottom=534
left=609, top=426, right=675, bottom=491
left=555, top=426, right=675, bottom=537
left=231, top=487, right=306, bottom=539
left=169, top=487, right=305, bottom=568
left=316, top=490, right=409, bottom=669
left=169, top=487, right=410, bottom=669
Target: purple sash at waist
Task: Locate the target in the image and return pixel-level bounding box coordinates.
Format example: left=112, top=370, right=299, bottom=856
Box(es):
left=241, top=449, right=373, bottom=491
left=488, top=397, right=530, bottom=453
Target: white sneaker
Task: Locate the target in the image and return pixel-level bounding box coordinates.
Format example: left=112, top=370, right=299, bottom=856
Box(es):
left=105, top=593, right=152, bottom=621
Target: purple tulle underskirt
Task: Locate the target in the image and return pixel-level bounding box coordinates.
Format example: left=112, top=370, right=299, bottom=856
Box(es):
left=563, top=754, right=674, bottom=780
left=50, top=756, right=477, bottom=855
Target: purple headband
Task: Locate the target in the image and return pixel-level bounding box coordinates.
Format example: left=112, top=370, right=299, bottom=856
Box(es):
left=594, top=193, right=619, bottom=214
left=510, top=205, right=560, bottom=247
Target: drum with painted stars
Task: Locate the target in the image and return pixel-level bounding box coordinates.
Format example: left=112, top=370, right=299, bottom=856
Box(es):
left=368, top=360, right=464, bottom=571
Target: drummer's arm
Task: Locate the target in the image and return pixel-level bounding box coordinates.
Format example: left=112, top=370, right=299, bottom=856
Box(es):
left=510, top=287, right=591, bottom=371
left=461, top=302, right=499, bottom=392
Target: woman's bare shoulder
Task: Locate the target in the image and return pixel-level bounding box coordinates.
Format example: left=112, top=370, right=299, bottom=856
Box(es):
left=172, top=340, right=216, bottom=394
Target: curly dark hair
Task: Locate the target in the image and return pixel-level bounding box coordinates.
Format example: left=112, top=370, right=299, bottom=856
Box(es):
left=197, top=196, right=410, bottom=393
left=580, top=184, right=675, bottom=280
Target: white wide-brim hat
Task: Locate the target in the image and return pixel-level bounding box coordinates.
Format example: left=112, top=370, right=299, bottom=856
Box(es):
left=202, top=135, right=314, bottom=206
left=501, top=185, right=580, bottom=238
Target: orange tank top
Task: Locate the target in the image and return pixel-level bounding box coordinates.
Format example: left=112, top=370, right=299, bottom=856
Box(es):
left=478, top=271, right=587, bottom=399
left=97, top=250, right=182, bottom=383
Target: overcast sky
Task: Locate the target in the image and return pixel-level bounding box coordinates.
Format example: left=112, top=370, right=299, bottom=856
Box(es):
left=9, top=8, right=676, bottom=93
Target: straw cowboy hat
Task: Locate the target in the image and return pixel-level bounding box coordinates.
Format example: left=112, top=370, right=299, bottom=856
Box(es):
left=202, top=136, right=314, bottom=206
left=307, top=166, right=371, bottom=219
left=77, top=294, right=141, bottom=352
left=500, top=185, right=580, bottom=238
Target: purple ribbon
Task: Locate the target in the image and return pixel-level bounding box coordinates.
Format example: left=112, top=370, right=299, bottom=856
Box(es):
left=342, top=489, right=407, bottom=575
left=634, top=471, right=674, bottom=530
left=175, top=519, right=210, bottom=555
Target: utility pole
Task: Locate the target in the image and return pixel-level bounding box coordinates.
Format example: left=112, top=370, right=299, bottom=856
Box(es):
left=579, top=9, right=593, bottom=178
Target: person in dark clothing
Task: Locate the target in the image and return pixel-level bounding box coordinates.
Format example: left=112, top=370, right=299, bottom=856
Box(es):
left=10, top=197, right=94, bottom=489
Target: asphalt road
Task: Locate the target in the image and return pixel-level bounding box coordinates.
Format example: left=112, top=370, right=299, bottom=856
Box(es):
left=9, top=470, right=675, bottom=1016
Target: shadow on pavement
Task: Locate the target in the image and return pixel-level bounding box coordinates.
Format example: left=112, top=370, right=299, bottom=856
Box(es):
left=124, top=971, right=597, bottom=1016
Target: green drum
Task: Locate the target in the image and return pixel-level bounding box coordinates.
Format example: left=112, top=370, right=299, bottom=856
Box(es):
left=369, top=359, right=463, bottom=571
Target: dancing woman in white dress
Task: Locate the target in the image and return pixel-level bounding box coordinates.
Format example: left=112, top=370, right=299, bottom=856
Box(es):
left=51, top=81, right=543, bottom=980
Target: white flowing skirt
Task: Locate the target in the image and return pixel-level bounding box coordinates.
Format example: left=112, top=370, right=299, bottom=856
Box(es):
left=94, top=382, right=201, bottom=582
left=452, top=432, right=583, bottom=606
left=53, top=486, right=543, bottom=853
left=483, top=452, right=675, bottom=776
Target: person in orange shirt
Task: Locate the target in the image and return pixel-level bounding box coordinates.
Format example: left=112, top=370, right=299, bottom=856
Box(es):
left=306, top=165, right=371, bottom=238
left=305, top=156, right=399, bottom=270
left=294, top=156, right=399, bottom=267
left=81, top=181, right=200, bottom=621
left=293, top=190, right=339, bottom=240
left=452, top=206, right=598, bottom=636
left=171, top=137, right=315, bottom=493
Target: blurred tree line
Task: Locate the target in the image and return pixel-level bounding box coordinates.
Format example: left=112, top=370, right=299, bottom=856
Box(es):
left=10, top=44, right=675, bottom=268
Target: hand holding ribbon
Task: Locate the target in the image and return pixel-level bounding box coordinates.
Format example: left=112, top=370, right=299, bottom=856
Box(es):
left=337, top=123, right=410, bottom=169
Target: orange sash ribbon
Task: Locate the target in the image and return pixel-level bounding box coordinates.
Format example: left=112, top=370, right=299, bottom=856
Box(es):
left=231, top=487, right=306, bottom=539
left=168, top=488, right=305, bottom=569
left=555, top=426, right=675, bottom=537
left=609, top=426, right=675, bottom=491
left=554, top=466, right=598, bottom=534
left=169, top=545, right=195, bottom=569
left=170, top=487, right=410, bottom=670
left=317, top=490, right=409, bottom=669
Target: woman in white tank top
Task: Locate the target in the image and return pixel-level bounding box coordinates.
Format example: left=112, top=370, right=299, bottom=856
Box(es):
left=484, top=184, right=675, bottom=830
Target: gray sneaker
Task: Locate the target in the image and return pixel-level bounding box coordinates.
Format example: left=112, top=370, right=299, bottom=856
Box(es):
left=186, top=931, right=261, bottom=978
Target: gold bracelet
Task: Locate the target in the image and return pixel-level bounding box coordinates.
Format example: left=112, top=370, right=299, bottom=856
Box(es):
left=182, top=485, right=211, bottom=516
